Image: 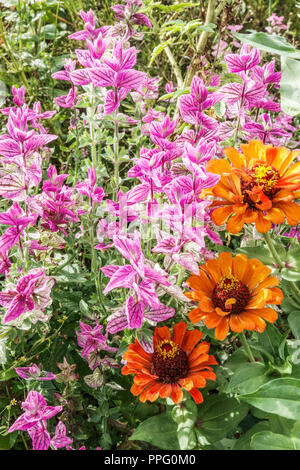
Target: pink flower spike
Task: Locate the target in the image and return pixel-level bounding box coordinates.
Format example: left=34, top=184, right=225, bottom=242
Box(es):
left=225, top=47, right=260, bottom=74
left=8, top=391, right=62, bottom=433
left=12, top=86, right=26, bottom=107
left=51, top=422, right=73, bottom=449
left=0, top=269, right=55, bottom=323
left=15, top=364, right=56, bottom=381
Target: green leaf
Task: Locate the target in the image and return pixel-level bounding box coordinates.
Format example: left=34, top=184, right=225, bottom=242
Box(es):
left=281, top=268, right=300, bottom=281
left=280, top=57, right=300, bottom=116
left=227, top=362, right=269, bottom=395
left=269, top=414, right=297, bottom=436
left=159, top=87, right=190, bottom=101
left=214, top=101, right=226, bottom=118
left=256, top=323, right=284, bottom=361
left=251, top=431, right=300, bottom=450
left=240, top=378, right=300, bottom=420
left=149, top=40, right=173, bottom=66
left=286, top=239, right=300, bottom=269
left=234, top=31, right=300, bottom=58
left=172, top=397, right=197, bottom=450
left=145, top=2, right=201, bottom=13
left=0, top=81, right=7, bottom=107
left=236, top=245, right=274, bottom=265
left=281, top=282, right=300, bottom=313
left=195, top=395, right=249, bottom=445
left=0, top=368, right=17, bottom=381
left=233, top=421, right=269, bottom=450
left=288, top=312, right=300, bottom=340
left=129, top=413, right=179, bottom=450
left=0, top=432, right=17, bottom=450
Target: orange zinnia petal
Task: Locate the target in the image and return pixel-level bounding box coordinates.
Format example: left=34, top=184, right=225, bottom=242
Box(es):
left=215, top=317, right=229, bottom=340
left=212, top=206, right=234, bottom=225
left=255, top=212, right=272, bottom=233
left=223, top=147, right=246, bottom=168
left=229, top=314, right=245, bottom=333
left=188, top=307, right=206, bottom=324
left=172, top=321, right=187, bottom=347
left=218, top=252, right=233, bottom=276
left=181, top=329, right=203, bottom=355
left=227, top=213, right=245, bottom=234
left=189, top=387, right=204, bottom=404
left=153, top=326, right=171, bottom=348
left=159, top=383, right=172, bottom=399
left=171, top=384, right=184, bottom=404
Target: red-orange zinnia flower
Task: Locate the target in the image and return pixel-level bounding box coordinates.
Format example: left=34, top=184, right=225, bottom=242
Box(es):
left=206, top=140, right=300, bottom=233
left=185, top=252, right=283, bottom=341
left=122, top=322, right=217, bottom=404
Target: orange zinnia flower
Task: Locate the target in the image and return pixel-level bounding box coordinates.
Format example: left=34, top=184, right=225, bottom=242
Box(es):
left=185, top=252, right=283, bottom=341
left=121, top=322, right=217, bottom=404
left=206, top=140, right=300, bottom=233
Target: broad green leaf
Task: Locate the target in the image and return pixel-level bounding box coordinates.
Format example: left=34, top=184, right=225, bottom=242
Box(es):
left=240, top=378, right=300, bottom=420
left=269, top=414, right=298, bottom=436
left=0, top=368, right=17, bottom=381
left=227, top=362, right=269, bottom=395
left=129, top=413, right=179, bottom=450
left=292, top=421, right=300, bottom=438
left=177, top=428, right=197, bottom=450
left=195, top=395, right=249, bottom=445
left=288, top=312, right=300, bottom=340
left=172, top=397, right=197, bottom=450
left=234, top=31, right=300, bottom=59
left=236, top=245, right=274, bottom=265
left=280, top=57, right=300, bottom=116
left=233, top=421, right=269, bottom=450
left=133, top=402, right=159, bottom=420
left=281, top=281, right=300, bottom=313
left=256, top=323, right=285, bottom=361
left=281, top=268, right=300, bottom=282
left=0, top=432, right=17, bottom=450
left=286, top=239, right=300, bottom=270
left=251, top=431, right=300, bottom=450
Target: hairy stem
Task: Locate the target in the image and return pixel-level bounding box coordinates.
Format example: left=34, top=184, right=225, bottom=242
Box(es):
left=89, top=86, right=97, bottom=169
left=263, top=232, right=300, bottom=300
left=183, top=0, right=217, bottom=88
left=240, top=332, right=255, bottom=363
left=0, top=14, right=29, bottom=90
left=113, top=111, right=120, bottom=200
left=89, top=210, right=102, bottom=305
left=150, top=16, right=184, bottom=88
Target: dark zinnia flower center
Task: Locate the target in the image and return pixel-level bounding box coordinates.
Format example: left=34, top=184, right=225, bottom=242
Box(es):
left=212, top=275, right=250, bottom=315
left=240, top=163, right=280, bottom=207
left=151, top=340, right=189, bottom=384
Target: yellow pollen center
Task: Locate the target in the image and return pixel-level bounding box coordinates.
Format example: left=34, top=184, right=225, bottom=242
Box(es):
left=252, top=164, right=279, bottom=191
left=156, top=340, right=180, bottom=360
left=218, top=275, right=239, bottom=293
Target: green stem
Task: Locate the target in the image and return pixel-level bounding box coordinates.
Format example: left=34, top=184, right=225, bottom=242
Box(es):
left=263, top=232, right=284, bottom=268
left=240, top=332, right=255, bottom=363
left=0, top=14, right=29, bottom=90
left=263, top=232, right=300, bottom=300
left=113, top=112, right=120, bottom=200
left=183, top=0, right=217, bottom=88
left=88, top=209, right=102, bottom=307
left=150, top=17, right=184, bottom=88
left=233, top=113, right=241, bottom=147
left=89, top=86, right=97, bottom=169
